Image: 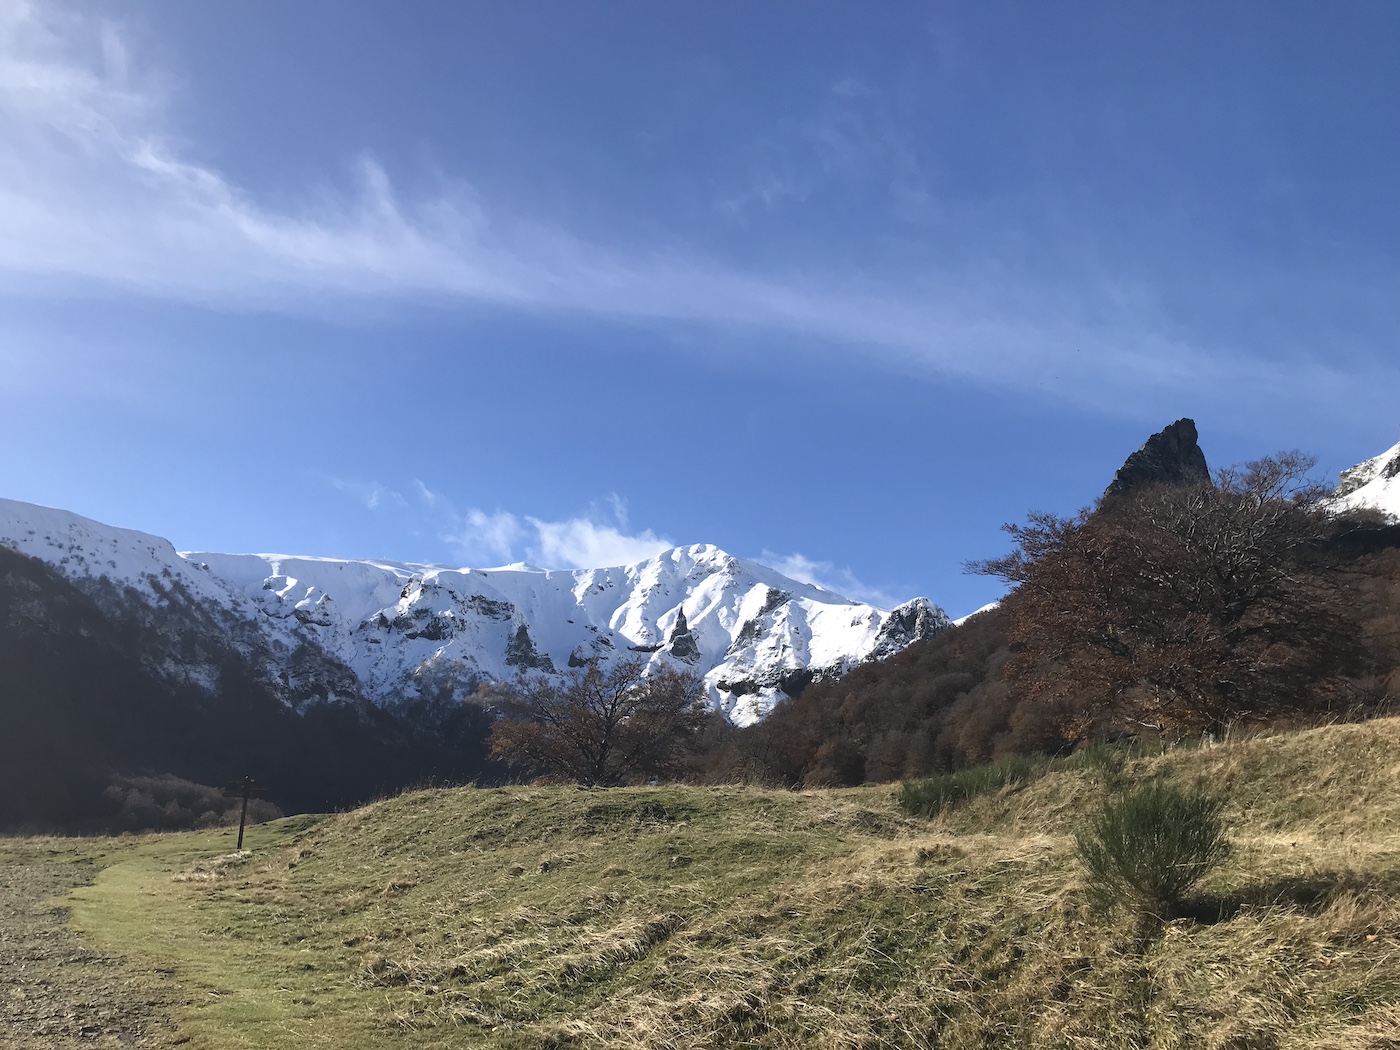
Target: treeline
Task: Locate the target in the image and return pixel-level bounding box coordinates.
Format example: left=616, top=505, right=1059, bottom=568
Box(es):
left=696, top=607, right=1049, bottom=786
left=695, top=460, right=1400, bottom=788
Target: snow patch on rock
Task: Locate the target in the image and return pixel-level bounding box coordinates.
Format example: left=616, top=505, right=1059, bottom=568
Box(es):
left=1334, top=440, right=1400, bottom=521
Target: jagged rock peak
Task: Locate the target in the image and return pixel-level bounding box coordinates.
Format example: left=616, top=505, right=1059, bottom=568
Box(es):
left=666, top=606, right=701, bottom=663
left=1104, top=418, right=1210, bottom=499
left=1332, top=438, right=1400, bottom=521
left=1337, top=441, right=1400, bottom=498
left=869, top=598, right=952, bottom=660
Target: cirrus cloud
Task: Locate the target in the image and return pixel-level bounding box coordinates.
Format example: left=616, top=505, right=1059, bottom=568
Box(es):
left=1, top=0, right=1390, bottom=425
left=760, top=549, right=907, bottom=609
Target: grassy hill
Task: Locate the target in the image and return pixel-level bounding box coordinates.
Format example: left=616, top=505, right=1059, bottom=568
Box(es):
left=7, top=716, right=1400, bottom=1049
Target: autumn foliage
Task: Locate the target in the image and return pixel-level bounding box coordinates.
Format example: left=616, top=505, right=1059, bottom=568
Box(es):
left=972, top=453, right=1371, bottom=738
left=699, top=450, right=1399, bottom=788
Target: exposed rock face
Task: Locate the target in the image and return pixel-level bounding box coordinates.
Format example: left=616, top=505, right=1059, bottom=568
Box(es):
left=0, top=499, right=950, bottom=728
left=1332, top=439, right=1400, bottom=521
left=869, top=598, right=952, bottom=661
left=1104, top=418, right=1210, bottom=498
left=666, top=607, right=701, bottom=663
left=505, top=624, right=555, bottom=672
left=1337, top=443, right=1400, bottom=498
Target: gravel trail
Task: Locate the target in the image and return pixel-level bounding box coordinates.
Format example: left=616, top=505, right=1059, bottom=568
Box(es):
left=0, top=857, right=185, bottom=1049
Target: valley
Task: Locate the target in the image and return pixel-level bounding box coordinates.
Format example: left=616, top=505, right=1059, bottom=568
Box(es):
left=5, top=717, right=1400, bottom=1048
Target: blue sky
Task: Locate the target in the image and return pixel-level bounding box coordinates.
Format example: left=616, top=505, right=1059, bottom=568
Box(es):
left=1, top=0, right=1397, bottom=617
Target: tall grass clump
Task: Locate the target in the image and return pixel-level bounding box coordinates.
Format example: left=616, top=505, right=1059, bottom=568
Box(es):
left=1054, top=740, right=1135, bottom=783
left=897, top=753, right=1048, bottom=816
left=1074, top=783, right=1231, bottom=920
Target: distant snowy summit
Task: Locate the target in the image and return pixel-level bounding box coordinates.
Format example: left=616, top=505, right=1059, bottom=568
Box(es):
left=0, top=499, right=949, bottom=725
left=1334, top=439, right=1400, bottom=521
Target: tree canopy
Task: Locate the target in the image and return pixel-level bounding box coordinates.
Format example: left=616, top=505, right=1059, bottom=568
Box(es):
left=971, top=453, right=1369, bottom=738
left=487, top=658, right=709, bottom=786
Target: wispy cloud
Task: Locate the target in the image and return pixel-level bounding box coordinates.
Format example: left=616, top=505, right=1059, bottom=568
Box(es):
left=327, top=477, right=408, bottom=513
left=0, top=2, right=1391, bottom=421
left=761, top=549, right=907, bottom=608
left=446, top=509, right=528, bottom=566
left=333, top=475, right=672, bottom=570
left=446, top=502, right=673, bottom=571
left=334, top=475, right=900, bottom=593
left=526, top=516, right=673, bottom=570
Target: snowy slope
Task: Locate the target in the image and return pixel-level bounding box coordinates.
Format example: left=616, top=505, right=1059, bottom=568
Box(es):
left=0, top=498, right=949, bottom=725
left=192, top=544, right=949, bottom=725
left=1334, top=440, right=1400, bottom=521
left=0, top=498, right=361, bottom=705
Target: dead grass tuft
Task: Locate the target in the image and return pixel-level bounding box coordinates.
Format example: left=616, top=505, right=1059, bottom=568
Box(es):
left=170, top=849, right=252, bottom=882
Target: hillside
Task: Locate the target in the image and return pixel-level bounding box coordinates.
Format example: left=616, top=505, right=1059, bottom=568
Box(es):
left=1335, top=440, right=1400, bottom=521
left=8, top=716, right=1399, bottom=1049
left=705, top=429, right=1400, bottom=789
left=0, top=497, right=947, bottom=828
left=0, top=544, right=502, bottom=827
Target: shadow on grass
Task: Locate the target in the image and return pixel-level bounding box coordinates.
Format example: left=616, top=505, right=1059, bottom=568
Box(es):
left=1178, top=868, right=1400, bottom=925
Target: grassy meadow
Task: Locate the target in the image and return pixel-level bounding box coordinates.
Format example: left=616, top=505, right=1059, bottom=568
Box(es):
left=8, top=717, right=1400, bottom=1049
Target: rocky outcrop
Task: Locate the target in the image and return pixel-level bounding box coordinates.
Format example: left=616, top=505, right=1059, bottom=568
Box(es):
left=1104, top=418, right=1211, bottom=498
left=1337, top=443, right=1400, bottom=497
left=666, top=607, right=701, bottom=663
left=505, top=624, right=555, bottom=672
left=1332, top=440, right=1400, bottom=522
left=869, top=598, right=952, bottom=661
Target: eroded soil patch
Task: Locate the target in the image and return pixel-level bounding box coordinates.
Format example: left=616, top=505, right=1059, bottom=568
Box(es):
left=0, top=857, right=185, bottom=1049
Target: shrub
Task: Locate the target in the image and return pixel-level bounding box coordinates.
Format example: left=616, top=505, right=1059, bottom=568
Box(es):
left=1074, top=783, right=1231, bottom=919
left=897, top=753, right=1048, bottom=817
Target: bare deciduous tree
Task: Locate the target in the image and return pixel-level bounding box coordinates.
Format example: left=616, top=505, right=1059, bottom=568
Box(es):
left=486, top=658, right=709, bottom=786
left=970, top=453, right=1367, bottom=738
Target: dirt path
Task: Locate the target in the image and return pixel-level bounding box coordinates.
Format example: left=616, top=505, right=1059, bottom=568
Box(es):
left=0, top=855, right=186, bottom=1049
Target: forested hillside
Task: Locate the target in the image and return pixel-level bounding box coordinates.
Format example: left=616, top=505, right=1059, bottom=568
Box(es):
left=700, top=446, right=1400, bottom=789
left=7, top=424, right=1400, bottom=820
left=0, top=545, right=500, bottom=829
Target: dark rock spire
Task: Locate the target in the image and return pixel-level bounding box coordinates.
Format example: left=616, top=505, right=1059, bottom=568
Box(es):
left=1104, top=418, right=1210, bottom=499
left=667, top=607, right=701, bottom=663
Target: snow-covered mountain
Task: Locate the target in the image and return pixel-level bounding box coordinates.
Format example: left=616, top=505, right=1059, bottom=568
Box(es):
left=1334, top=440, right=1400, bottom=521
left=0, top=498, right=948, bottom=725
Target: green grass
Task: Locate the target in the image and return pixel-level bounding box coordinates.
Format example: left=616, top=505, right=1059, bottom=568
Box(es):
left=897, top=752, right=1052, bottom=816
left=896, top=742, right=1134, bottom=817
left=12, top=718, right=1400, bottom=1049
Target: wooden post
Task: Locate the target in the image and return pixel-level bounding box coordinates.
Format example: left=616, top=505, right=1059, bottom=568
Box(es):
left=237, top=776, right=252, bottom=851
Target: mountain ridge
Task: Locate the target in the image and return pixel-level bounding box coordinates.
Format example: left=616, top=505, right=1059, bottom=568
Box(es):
left=0, top=497, right=949, bottom=726
left=1333, top=439, right=1400, bottom=521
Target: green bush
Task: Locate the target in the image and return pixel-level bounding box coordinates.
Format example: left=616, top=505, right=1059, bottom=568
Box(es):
left=1074, top=783, right=1231, bottom=919
left=897, top=753, right=1049, bottom=817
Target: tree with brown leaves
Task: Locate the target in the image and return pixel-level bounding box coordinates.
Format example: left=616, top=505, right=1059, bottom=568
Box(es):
left=486, top=658, right=709, bottom=786
left=971, top=453, right=1368, bottom=739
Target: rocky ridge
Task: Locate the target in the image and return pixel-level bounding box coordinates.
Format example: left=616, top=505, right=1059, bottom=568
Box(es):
left=1334, top=439, right=1400, bottom=521
left=0, top=499, right=949, bottom=726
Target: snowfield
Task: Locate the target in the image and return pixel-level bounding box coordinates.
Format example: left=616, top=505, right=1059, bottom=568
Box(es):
left=0, top=499, right=948, bottom=725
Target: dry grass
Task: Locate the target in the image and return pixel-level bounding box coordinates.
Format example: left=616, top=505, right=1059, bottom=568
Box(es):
left=20, top=717, right=1400, bottom=1048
